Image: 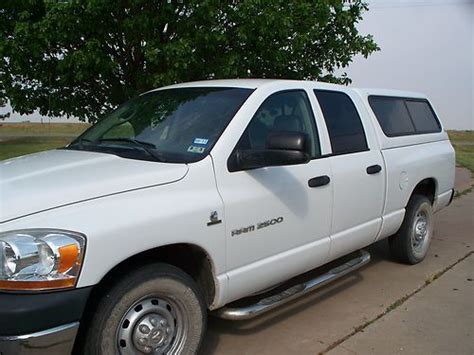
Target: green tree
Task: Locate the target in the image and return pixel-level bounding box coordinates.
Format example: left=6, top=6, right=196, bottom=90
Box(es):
left=0, top=0, right=378, bottom=122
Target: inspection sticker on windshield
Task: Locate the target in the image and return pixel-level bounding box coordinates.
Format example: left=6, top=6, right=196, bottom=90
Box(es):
left=187, top=145, right=206, bottom=154
left=193, top=138, right=209, bottom=145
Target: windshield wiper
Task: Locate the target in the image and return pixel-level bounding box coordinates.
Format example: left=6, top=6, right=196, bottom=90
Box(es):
left=97, top=137, right=164, bottom=162
left=98, top=137, right=156, bottom=148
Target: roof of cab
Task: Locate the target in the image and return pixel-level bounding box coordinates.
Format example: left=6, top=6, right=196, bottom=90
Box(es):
left=151, top=78, right=348, bottom=91
left=148, top=78, right=428, bottom=99
left=157, top=79, right=278, bottom=90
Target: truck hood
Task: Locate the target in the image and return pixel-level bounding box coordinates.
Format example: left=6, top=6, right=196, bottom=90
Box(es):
left=0, top=149, right=188, bottom=223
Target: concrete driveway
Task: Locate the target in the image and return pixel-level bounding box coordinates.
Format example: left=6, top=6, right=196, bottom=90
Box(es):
left=201, top=171, right=473, bottom=355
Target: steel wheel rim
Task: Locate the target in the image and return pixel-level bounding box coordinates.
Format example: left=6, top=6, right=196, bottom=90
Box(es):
left=412, top=206, right=431, bottom=254
left=117, top=296, right=188, bottom=354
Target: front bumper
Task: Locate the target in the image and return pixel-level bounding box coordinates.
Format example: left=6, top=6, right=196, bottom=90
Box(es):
left=0, top=322, right=79, bottom=355
left=0, top=287, right=91, bottom=355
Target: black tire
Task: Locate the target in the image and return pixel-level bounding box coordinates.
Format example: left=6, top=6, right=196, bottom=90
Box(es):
left=81, top=263, right=206, bottom=355
left=389, top=194, right=433, bottom=264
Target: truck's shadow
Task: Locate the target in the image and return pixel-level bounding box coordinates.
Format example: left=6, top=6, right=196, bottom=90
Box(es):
left=200, top=239, right=392, bottom=354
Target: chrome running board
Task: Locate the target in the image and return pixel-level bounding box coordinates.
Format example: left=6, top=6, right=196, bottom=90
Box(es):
left=214, top=250, right=371, bottom=320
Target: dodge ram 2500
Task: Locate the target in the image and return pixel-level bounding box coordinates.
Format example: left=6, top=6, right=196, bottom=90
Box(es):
left=0, top=79, right=455, bottom=354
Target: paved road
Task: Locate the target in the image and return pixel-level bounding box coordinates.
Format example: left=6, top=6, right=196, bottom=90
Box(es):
left=328, top=254, right=473, bottom=355
left=455, top=167, right=472, bottom=192
left=201, top=190, right=474, bottom=355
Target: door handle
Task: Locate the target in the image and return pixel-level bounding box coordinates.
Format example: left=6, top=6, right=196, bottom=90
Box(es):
left=366, top=164, right=382, bottom=174
left=308, top=175, right=330, bottom=188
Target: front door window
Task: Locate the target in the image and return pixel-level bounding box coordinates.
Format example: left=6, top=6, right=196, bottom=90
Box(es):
left=235, top=90, right=321, bottom=158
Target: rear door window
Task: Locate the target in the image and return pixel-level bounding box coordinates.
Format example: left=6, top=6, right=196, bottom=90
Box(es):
left=314, top=90, right=368, bottom=155
left=369, top=96, right=441, bottom=136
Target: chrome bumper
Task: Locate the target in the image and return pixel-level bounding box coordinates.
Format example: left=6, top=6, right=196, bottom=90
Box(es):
left=0, top=322, right=78, bottom=355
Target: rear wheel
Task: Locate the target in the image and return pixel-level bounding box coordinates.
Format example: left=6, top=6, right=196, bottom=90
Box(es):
left=389, top=195, right=433, bottom=264
left=83, top=263, right=206, bottom=354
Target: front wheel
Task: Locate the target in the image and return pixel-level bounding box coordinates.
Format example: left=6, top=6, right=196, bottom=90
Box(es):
left=82, top=263, right=206, bottom=355
left=389, top=194, right=434, bottom=264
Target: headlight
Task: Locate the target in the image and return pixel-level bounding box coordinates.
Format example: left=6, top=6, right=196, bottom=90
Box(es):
left=0, top=229, right=86, bottom=291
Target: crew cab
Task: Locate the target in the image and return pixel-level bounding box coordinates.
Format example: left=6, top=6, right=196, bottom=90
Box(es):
left=0, top=79, right=455, bottom=354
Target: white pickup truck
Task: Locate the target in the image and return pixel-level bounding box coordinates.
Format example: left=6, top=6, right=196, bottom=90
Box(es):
left=0, top=79, right=455, bottom=355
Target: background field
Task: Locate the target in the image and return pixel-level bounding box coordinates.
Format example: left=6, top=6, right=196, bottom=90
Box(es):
left=0, top=123, right=89, bottom=161
left=0, top=123, right=473, bottom=174
left=448, top=131, right=474, bottom=173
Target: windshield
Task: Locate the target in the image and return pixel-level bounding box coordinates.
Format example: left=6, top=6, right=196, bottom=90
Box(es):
left=67, top=87, right=253, bottom=163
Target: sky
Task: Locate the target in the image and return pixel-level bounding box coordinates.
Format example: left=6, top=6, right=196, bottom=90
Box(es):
left=2, top=0, right=472, bottom=129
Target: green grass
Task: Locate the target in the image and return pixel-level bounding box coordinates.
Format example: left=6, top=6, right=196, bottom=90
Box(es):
left=0, top=122, right=89, bottom=136
left=448, top=131, right=474, bottom=173
left=0, top=136, right=76, bottom=161
left=447, top=130, right=474, bottom=143
left=0, top=123, right=89, bottom=161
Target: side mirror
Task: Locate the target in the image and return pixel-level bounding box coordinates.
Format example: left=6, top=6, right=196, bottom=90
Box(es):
left=228, top=131, right=310, bottom=172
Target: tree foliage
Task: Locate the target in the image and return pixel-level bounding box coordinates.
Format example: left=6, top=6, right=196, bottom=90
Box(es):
left=0, top=0, right=378, bottom=122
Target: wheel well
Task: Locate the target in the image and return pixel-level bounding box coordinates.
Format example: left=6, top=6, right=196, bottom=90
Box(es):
left=411, top=178, right=436, bottom=204
left=88, top=243, right=216, bottom=307
left=73, top=244, right=215, bottom=353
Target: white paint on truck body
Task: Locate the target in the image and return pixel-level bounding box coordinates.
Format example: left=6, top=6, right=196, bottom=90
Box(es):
left=0, top=79, right=455, bottom=309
